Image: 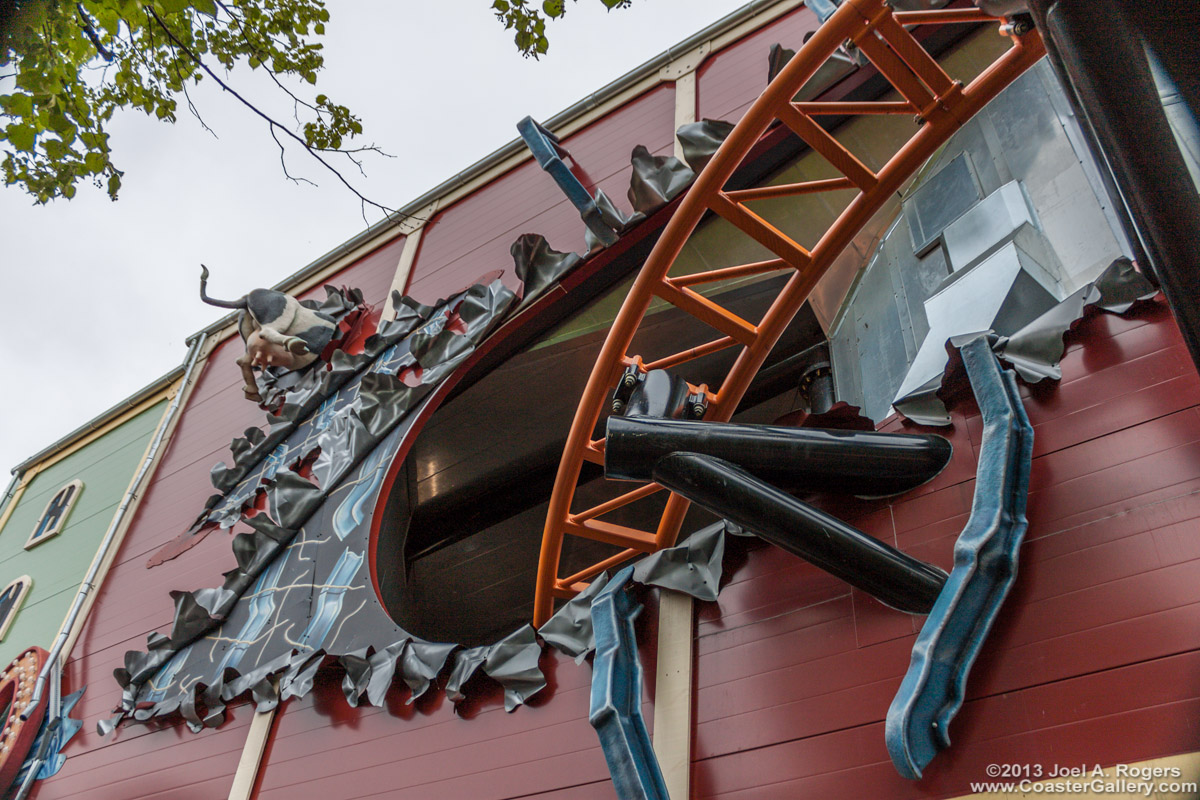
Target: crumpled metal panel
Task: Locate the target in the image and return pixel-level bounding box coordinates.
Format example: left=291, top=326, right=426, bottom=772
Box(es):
left=627, top=145, right=695, bottom=216
left=996, top=256, right=1157, bottom=381
left=537, top=572, right=611, bottom=663
left=582, top=190, right=635, bottom=254
left=588, top=567, right=668, bottom=800
left=767, top=42, right=797, bottom=83
left=886, top=335, right=1033, bottom=779
left=511, top=233, right=584, bottom=307
left=893, top=258, right=1157, bottom=424
left=443, top=625, right=546, bottom=712
left=631, top=521, right=726, bottom=602
left=676, top=119, right=734, bottom=174
left=105, top=278, right=521, bottom=733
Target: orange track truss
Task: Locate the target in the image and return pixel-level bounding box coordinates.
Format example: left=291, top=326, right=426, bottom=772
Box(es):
left=533, top=0, right=1045, bottom=626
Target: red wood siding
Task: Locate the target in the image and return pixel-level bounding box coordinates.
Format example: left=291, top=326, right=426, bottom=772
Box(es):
left=692, top=299, right=1200, bottom=798
left=296, top=234, right=407, bottom=310
left=253, top=646, right=657, bottom=800
left=406, top=84, right=677, bottom=305
left=696, top=5, right=820, bottom=124
left=34, top=243, right=406, bottom=800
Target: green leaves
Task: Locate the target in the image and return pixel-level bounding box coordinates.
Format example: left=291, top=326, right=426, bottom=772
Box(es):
left=494, top=0, right=636, bottom=58
left=0, top=0, right=640, bottom=203
left=6, top=124, right=36, bottom=152
left=1, top=0, right=365, bottom=203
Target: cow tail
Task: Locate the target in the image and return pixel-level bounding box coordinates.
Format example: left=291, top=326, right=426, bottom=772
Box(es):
left=199, top=265, right=248, bottom=309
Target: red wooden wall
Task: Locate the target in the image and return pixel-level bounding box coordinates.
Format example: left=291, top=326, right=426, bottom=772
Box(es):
left=406, top=83, right=678, bottom=305
left=252, top=635, right=658, bottom=799
left=33, top=236, right=405, bottom=800
left=697, top=5, right=819, bottom=123
left=31, top=3, right=1200, bottom=798
left=692, top=299, right=1200, bottom=798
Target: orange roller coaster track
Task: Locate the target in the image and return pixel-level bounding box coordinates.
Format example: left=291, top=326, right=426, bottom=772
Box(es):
left=534, top=0, right=1046, bottom=626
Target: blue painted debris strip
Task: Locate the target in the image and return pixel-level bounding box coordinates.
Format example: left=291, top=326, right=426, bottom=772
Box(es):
left=15, top=687, right=84, bottom=788
left=885, top=334, right=1035, bottom=779
left=517, top=116, right=621, bottom=247
left=588, top=567, right=669, bottom=800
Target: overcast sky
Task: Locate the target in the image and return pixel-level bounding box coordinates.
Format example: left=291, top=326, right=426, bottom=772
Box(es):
left=0, top=0, right=751, bottom=477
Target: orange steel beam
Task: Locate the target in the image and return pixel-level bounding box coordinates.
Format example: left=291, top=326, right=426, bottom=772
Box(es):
left=794, top=100, right=915, bottom=115
left=670, top=258, right=791, bottom=287
left=707, top=192, right=813, bottom=269
left=573, top=483, right=664, bottom=522
left=534, top=0, right=1044, bottom=626
left=652, top=280, right=760, bottom=346
left=894, top=8, right=996, bottom=25
left=643, top=336, right=739, bottom=370
left=774, top=103, right=880, bottom=190
left=724, top=177, right=857, bottom=203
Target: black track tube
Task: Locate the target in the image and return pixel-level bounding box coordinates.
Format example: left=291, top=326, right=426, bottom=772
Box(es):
left=1027, top=0, right=1200, bottom=375
left=652, top=452, right=948, bottom=614
left=606, top=415, right=952, bottom=497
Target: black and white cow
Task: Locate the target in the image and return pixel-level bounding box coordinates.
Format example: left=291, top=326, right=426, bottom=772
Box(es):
left=199, top=266, right=337, bottom=402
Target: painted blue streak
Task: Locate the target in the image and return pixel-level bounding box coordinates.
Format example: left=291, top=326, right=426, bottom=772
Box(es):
left=589, top=566, right=668, bottom=800
left=517, top=116, right=620, bottom=247
left=213, top=550, right=291, bottom=678
left=143, top=649, right=190, bottom=703
left=885, top=336, right=1034, bottom=778
left=296, top=549, right=364, bottom=650
left=331, top=442, right=390, bottom=540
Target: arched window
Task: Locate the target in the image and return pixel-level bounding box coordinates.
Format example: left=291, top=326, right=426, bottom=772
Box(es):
left=25, top=479, right=83, bottom=550
left=0, top=577, right=32, bottom=641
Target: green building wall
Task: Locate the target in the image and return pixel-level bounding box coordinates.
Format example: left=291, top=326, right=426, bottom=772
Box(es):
left=0, top=399, right=168, bottom=666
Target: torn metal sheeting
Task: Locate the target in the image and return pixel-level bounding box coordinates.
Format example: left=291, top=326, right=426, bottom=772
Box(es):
left=676, top=118, right=735, bottom=174
left=995, top=256, right=1157, bottom=382
left=482, top=626, right=546, bottom=713
left=537, top=572, right=611, bottom=662
left=363, top=640, right=408, bottom=707
left=338, top=649, right=371, bottom=708
left=512, top=233, right=584, bottom=307
left=892, top=258, right=1158, bottom=425
left=445, top=646, right=490, bottom=704
left=767, top=43, right=796, bottom=84
left=399, top=641, right=457, bottom=702
left=631, top=522, right=727, bottom=602
left=628, top=145, right=695, bottom=216
left=108, top=279, right=517, bottom=731
left=279, top=651, right=326, bottom=702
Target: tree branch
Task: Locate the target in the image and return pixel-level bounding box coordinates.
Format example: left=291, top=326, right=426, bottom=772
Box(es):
left=76, top=3, right=115, bottom=61
left=144, top=6, right=397, bottom=218
left=271, top=126, right=315, bottom=187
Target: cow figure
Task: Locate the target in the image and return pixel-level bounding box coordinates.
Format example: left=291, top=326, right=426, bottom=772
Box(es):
left=199, top=266, right=337, bottom=402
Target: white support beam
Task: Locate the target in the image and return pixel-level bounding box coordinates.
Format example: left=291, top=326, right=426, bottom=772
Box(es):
left=378, top=202, right=435, bottom=329
left=653, top=590, right=695, bottom=799
left=228, top=708, right=276, bottom=800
